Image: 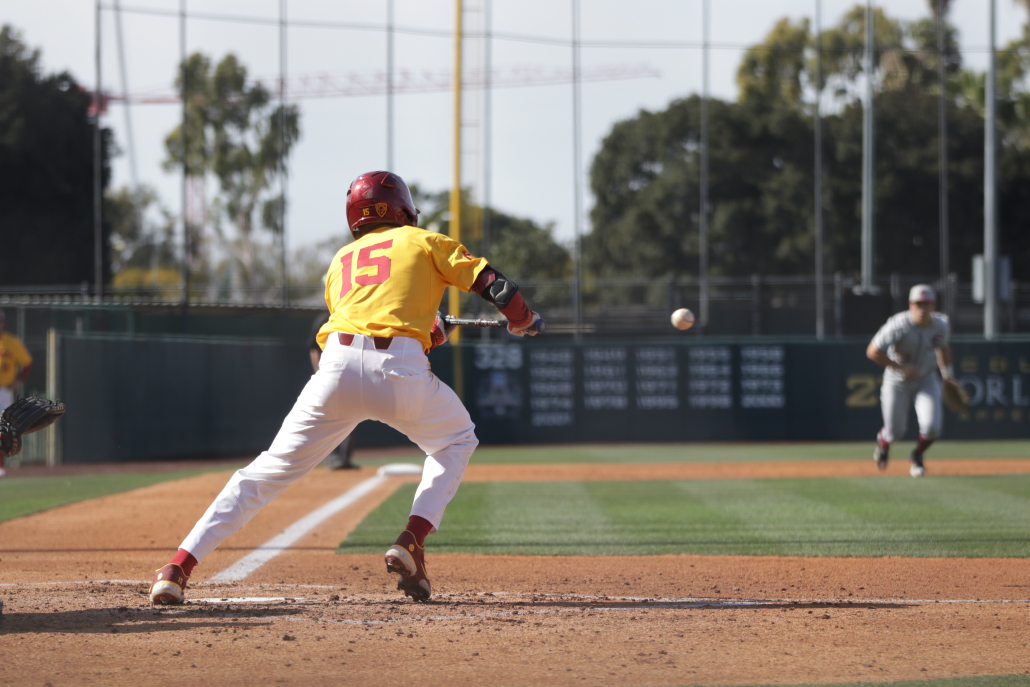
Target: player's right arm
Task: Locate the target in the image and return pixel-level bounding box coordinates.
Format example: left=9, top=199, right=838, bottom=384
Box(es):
left=867, top=318, right=917, bottom=380
left=471, top=266, right=540, bottom=336
left=866, top=342, right=917, bottom=379
left=425, top=233, right=541, bottom=337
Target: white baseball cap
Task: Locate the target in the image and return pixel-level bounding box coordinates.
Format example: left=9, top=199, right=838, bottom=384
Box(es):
left=909, top=284, right=936, bottom=303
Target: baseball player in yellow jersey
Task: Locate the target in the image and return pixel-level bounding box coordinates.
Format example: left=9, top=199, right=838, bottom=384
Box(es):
left=0, top=310, right=33, bottom=412
left=150, top=171, right=542, bottom=604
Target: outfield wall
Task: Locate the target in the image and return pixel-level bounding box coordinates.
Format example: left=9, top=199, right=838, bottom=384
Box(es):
left=53, top=334, right=1030, bottom=462
left=462, top=339, right=1030, bottom=445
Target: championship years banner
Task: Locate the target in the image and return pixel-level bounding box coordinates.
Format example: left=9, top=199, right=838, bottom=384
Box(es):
left=460, top=340, right=1030, bottom=444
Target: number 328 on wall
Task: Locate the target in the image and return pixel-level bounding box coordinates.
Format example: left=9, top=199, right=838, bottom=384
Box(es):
left=845, top=374, right=882, bottom=408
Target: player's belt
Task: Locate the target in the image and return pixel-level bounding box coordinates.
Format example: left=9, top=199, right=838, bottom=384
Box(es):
left=337, top=332, right=393, bottom=350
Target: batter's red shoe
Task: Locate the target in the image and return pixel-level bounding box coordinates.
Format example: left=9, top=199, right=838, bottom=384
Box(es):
left=385, top=530, right=431, bottom=602
left=149, top=563, right=189, bottom=605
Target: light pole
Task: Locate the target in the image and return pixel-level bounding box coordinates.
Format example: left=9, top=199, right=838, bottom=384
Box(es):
left=984, top=0, right=999, bottom=339
left=814, top=0, right=824, bottom=339
left=859, top=0, right=876, bottom=294
left=94, top=0, right=103, bottom=299
left=699, top=0, right=710, bottom=331
left=936, top=0, right=950, bottom=310
left=571, top=0, right=583, bottom=340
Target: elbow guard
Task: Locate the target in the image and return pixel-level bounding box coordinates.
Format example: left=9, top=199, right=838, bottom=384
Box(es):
left=473, top=267, right=520, bottom=309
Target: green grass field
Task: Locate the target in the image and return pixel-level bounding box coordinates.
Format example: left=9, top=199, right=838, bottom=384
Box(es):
left=357, top=439, right=1030, bottom=465
left=0, top=465, right=243, bottom=524
left=340, top=475, right=1030, bottom=557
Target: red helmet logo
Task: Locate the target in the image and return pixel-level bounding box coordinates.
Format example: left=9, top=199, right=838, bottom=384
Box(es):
left=345, top=171, right=419, bottom=238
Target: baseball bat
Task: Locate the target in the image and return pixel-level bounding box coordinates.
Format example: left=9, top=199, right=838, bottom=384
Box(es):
left=443, top=315, right=546, bottom=333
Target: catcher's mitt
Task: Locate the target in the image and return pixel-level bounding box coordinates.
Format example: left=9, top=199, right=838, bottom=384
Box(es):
left=942, top=378, right=970, bottom=414
left=0, top=397, right=66, bottom=458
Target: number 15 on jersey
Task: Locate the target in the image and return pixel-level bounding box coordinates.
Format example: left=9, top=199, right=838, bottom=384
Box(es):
left=340, top=240, right=393, bottom=296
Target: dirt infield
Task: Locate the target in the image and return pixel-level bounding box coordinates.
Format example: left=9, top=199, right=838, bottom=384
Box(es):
left=2, top=460, right=1029, bottom=686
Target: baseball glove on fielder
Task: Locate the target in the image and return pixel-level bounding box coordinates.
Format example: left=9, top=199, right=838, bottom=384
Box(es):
left=0, top=397, right=66, bottom=458
left=942, top=378, right=969, bottom=414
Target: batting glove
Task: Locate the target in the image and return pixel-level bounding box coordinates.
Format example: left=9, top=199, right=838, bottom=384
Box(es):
left=507, top=311, right=541, bottom=337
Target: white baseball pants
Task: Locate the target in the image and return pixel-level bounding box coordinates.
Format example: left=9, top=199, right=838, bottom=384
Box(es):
left=879, top=374, right=943, bottom=443
left=180, top=334, right=478, bottom=562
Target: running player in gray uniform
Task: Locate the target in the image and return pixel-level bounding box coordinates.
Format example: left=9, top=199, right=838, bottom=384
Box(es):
left=866, top=284, right=954, bottom=477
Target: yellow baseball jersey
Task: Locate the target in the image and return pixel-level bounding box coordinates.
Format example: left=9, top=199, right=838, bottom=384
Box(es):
left=318, top=225, right=488, bottom=352
left=0, top=332, right=32, bottom=387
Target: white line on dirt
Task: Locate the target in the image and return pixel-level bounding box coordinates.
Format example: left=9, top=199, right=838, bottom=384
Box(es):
left=208, top=474, right=388, bottom=584
left=192, top=597, right=301, bottom=603
left=8, top=581, right=1030, bottom=609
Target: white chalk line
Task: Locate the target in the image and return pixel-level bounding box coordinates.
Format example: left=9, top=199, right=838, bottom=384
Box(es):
left=1, top=473, right=392, bottom=590
left=208, top=474, right=388, bottom=583
left=6, top=582, right=1029, bottom=609
left=0, top=581, right=335, bottom=588
left=192, top=597, right=298, bottom=603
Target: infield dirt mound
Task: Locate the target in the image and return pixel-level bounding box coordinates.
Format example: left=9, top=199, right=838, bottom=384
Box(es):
left=2, top=460, right=1029, bottom=685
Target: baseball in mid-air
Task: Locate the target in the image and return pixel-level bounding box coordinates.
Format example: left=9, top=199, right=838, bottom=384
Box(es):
left=671, top=308, right=695, bottom=331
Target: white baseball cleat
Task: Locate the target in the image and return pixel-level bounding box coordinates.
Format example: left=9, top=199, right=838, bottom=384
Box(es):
left=909, top=452, right=926, bottom=478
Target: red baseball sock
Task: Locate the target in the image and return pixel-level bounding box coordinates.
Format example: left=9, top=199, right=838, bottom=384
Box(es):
left=877, top=429, right=890, bottom=450
left=406, top=516, right=433, bottom=547
left=914, top=434, right=934, bottom=457
left=170, top=549, right=198, bottom=577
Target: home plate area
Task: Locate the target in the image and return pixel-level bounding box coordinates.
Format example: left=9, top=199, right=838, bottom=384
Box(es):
left=2, top=572, right=1028, bottom=687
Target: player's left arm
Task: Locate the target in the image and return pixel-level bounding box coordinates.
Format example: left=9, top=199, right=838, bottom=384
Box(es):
left=936, top=345, right=954, bottom=380
left=935, top=315, right=953, bottom=380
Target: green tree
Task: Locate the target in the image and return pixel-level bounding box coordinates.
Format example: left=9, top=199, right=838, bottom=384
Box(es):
left=0, top=25, right=114, bottom=287
left=737, top=17, right=811, bottom=110
left=413, top=186, right=570, bottom=284
left=106, top=185, right=179, bottom=296
left=585, top=3, right=1030, bottom=284
left=586, top=94, right=817, bottom=280
left=164, top=53, right=300, bottom=293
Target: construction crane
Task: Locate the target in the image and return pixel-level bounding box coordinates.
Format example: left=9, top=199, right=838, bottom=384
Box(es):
left=89, top=63, right=659, bottom=112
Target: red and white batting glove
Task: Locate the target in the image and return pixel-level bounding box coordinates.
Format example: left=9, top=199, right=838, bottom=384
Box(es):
left=429, top=312, right=450, bottom=350
left=507, top=311, right=541, bottom=337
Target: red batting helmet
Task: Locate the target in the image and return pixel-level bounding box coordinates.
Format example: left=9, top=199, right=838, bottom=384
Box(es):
left=345, top=171, right=419, bottom=238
